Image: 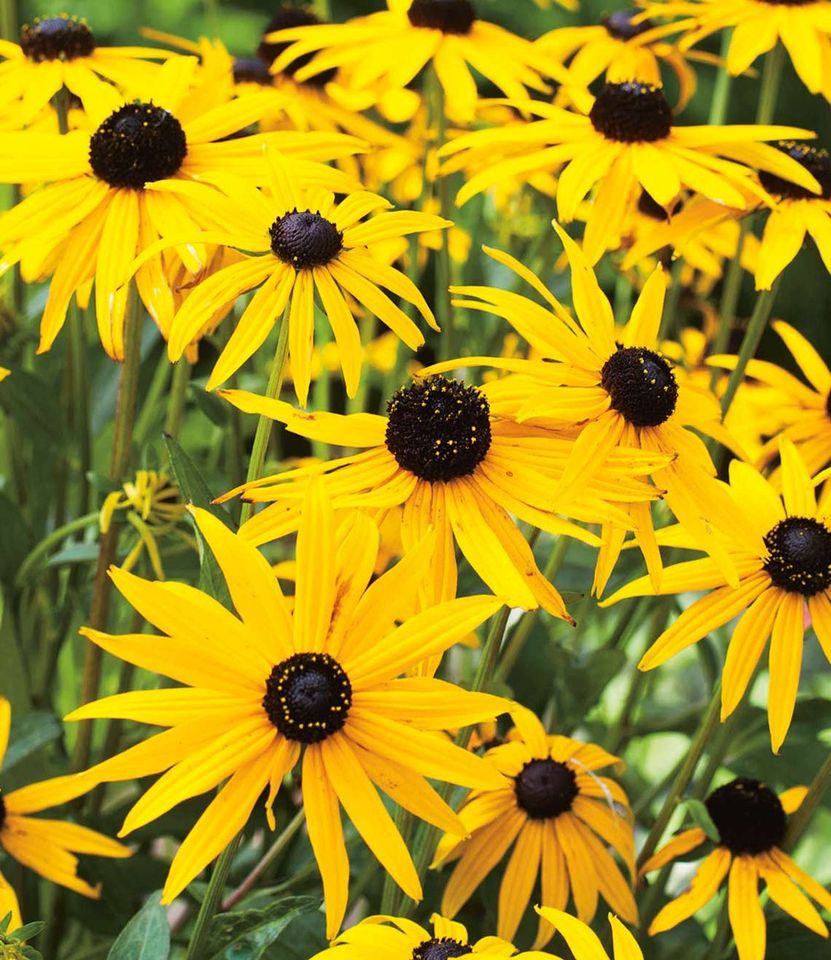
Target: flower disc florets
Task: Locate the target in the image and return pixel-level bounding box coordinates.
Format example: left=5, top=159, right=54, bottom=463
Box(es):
left=258, top=7, right=337, bottom=85
left=269, top=210, right=343, bottom=268
left=763, top=516, right=831, bottom=596
left=705, top=778, right=786, bottom=855
left=601, top=345, right=679, bottom=426
left=263, top=653, right=352, bottom=743
left=20, top=15, right=94, bottom=61
left=603, top=9, right=655, bottom=40
left=89, top=103, right=187, bottom=189
left=412, top=939, right=473, bottom=960
left=407, top=0, right=476, bottom=34
left=233, top=56, right=273, bottom=85
left=759, top=142, right=831, bottom=201
left=590, top=82, right=673, bottom=143
left=514, top=758, right=578, bottom=820
left=385, top=377, right=492, bottom=483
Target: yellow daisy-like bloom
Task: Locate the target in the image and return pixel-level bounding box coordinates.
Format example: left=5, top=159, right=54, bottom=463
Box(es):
left=537, top=8, right=708, bottom=111
left=643, top=0, right=831, bottom=100
left=603, top=439, right=831, bottom=752
left=752, top=141, right=831, bottom=289
left=154, top=150, right=447, bottom=403
left=0, top=14, right=173, bottom=125
left=67, top=485, right=511, bottom=937
left=644, top=778, right=831, bottom=960
left=710, top=320, right=831, bottom=478
left=100, top=470, right=191, bottom=578
left=0, top=55, right=360, bottom=359
left=218, top=374, right=669, bottom=620
left=424, top=225, right=744, bottom=593
left=0, top=368, right=8, bottom=382
left=0, top=698, right=130, bottom=929
left=265, top=0, right=569, bottom=124
left=310, top=913, right=542, bottom=960
left=440, top=82, right=819, bottom=262
left=433, top=707, right=636, bottom=948
left=535, top=908, right=644, bottom=960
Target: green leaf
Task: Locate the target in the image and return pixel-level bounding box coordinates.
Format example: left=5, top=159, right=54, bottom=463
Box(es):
left=2, top=712, right=62, bottom=773
left=206, top=896, right=317, bottom=960
left=190, top=387, right=229, bottom=428
left=107, top=895, right=170, bottom=960
left=0, top=369, right=66, bottom=448
left=682, top=798, right=720, bottom=843
left=0, top=492, right=33, bottom=585
left=11, top=921, right=46, bottom=941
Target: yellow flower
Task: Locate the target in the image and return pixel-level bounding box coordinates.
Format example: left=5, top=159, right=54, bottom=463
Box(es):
left=311, top=913, right=540, bottom=959
left=100, top=470, right=191, bottom=578
left=424, top=224, right=744, bottom=594
left=753, top=141, right=831, bottom=289
left=0, top=14, right=172, bottom=126
left=440, top=82, right=820, bottom=262
left=152, top=150, right=447, bottom=403
left=644, top=0, right=831, bottom=99
left=68, top=485, right=510, bottom=937
left=644, top=778, right=831, bottom=960
left=603, top=438, right=831, bottom=752
left=264, top=0, right=568, bottom=124
left=218, top=374, right=667, bottom=619
left=0, top=368, right=8, bottom=382
left=535, top=909, right=644, bottom=960
left=0, top=55, right=360, bottom=359
left=433, top=707, right=636, bottom=948
left=710, top=320, right=831, bottom=480
left=0, top=698, right=130, bottom=928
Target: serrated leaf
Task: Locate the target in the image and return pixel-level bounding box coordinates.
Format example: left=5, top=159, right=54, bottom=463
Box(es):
left=2, top=712, right=62, bottom=773
left=206, top=896, right=317, bottom=960
left=683, top=798, right=720, bottom=843
left=107, top=895, right=170, bottom=960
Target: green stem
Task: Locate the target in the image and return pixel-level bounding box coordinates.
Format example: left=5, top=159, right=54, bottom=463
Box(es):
left=708, top=31, right=734, bottom=127
left=185, top=834, right=242, bottom=960
left=134, top=347, right=172, bottom=446
left=239, top=307, right=291, bottom=526
left=784, top=751, right=831, bottom=850
left=702, top=898, right=731, bottom=960
left=164, top=359, right=190, bottom=437
left=636, top=682, right=723, bottom=873
left=14, top=512, right=99, bottom=589
left=719, top=280, right=780, bottom=417
left=660, top=258, right=685, bottom=341
left=711, top=218, right=748, bottom=389
left=72, top=285, right=143, bottom=772
left=756, top=42, right=785, bottom=126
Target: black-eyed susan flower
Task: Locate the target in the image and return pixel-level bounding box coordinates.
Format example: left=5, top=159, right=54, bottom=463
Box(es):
left=0, top=56, right=361, bottom=359
left=432, top=707, right=637, bottom=947
left=265, top=0, right=569, bottom=124
left=156, top=150, right=448, bottom=403
left=644, top=0, right=831, bottom=100
left=710, top=320, right=831, bottom=479
left=0, top=14, right=172, bottom=125
left=644, top=778, right=831, bottom=959
left=423, top=225, right=745, bottom=593
left=310, top=913, right=540, bottom=960
left=440, top=82, right=819, bottom=262
left=535, top=908, right=644, bottom=960
left=0, top=697, right=130, bottom=928
left=100, top=470, right=191, bottom=578
left=752, top=141, right=831, bottom=289
left=67, top=485, right=511, bottom=937
left=603, top=439, right=831, bottom=752
left=218, top=374, right=669, bottom=620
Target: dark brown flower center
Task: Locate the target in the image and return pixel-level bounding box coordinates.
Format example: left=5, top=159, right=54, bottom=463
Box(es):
left=706, top=778, right=786, bottom=855
left=412, top=939, right=472, bottom=960
left=258, top=6, right=337, bottom=86
left=263, top=653, right=352, bottom=743
left=233, top=56, right=274, bottom=86
left=758, top=141, right=831, bottom=201
left=603, top=9, right=655, bottom=40
left=89, top=102, right=187, bottom=189
left=385, top=377, right=492, bottom=483
left=590, top=82, right=672, bottom=143
left=0, top=794, right=6, bottom=831
left=20, top=15, right=94, bottom=61
left=269, top=210, right=343, bottom=268
left=763, top=516, right=831, bottom=596
left=600, top=346, right=678, bottom=426
left=407, top=0, right=476, bottom=34
left=514, top=758, right=578, bottom=819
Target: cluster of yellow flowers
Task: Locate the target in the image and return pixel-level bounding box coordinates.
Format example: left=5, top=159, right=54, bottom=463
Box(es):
left=0, top=2, right=829, bottom=960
